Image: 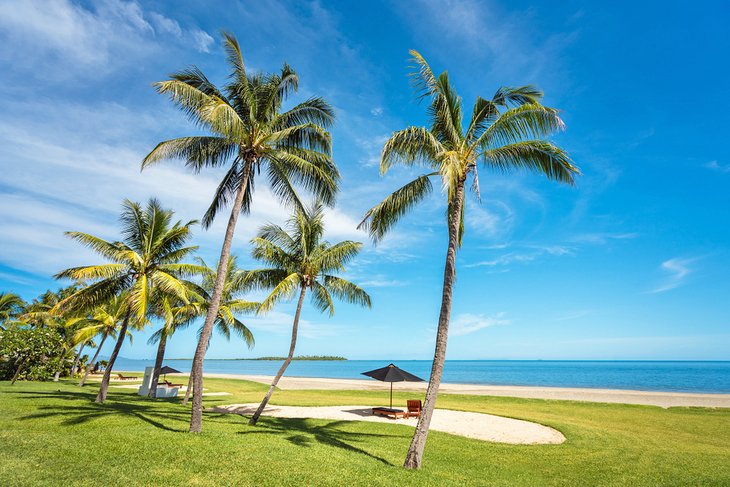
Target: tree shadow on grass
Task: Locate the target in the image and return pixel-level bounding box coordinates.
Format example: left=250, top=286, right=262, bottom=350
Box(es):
left=13, top=389, right=244, bottom=433
left=237, top=416, right=408, bottom=466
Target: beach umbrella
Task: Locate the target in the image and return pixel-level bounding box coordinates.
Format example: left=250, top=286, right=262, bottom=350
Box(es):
left=159, top=365, right=180, bottom=381
left=361, top=363, right=425, bottom=409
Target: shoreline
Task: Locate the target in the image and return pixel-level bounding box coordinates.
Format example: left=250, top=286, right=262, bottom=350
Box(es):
left=196, top=373, right=730, bottom=408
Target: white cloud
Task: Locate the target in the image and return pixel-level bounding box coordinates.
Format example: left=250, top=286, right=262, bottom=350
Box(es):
left=704, top=160, right=730, bottom=173
left=466, top=244, right=572, bottom=268
left=650, top=257, right=698, bottom=294
left=451, top=312, right=508, bottom=336
left=0, top=0, right=213, bottom=79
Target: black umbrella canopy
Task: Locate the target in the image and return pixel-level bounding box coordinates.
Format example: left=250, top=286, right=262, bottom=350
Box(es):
left=362, top=363, right=424, bottom=383
left=361, top=363, right=424, bottom=410
left=159, top=366, right=181, bottom=375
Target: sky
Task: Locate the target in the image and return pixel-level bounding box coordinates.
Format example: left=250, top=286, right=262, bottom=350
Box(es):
left=0, top=0, right=728, bottom=361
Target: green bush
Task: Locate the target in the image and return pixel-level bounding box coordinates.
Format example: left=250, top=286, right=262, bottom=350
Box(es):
left=0, top=326, right=66, bottom=381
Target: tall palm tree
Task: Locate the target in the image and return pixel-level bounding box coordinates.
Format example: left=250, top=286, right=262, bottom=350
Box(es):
left=142, top=32, right=339, bottom=433
left=0, top=292, right=24, bottom=329
left=246, top=202, right=371, bottom=425
left=359, top=51, right=579, bottom=469
left=74, top=296, right=135, bottom=387
left=55, top=199, right=202, bottom=403
left=179, top=256, right=257, bottom=403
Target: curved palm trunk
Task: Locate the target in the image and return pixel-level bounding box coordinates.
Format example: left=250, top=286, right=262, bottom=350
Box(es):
left=95, top=309, right=131, bottom=404
left=148, top=333, right=168, bottom=398
left=249, top=286, right=307, bottom=425
left=182, top=373, right=193, bottom=403
left=188, top=159, right=253, bottom=432
left=403, top=179, right=465, bottom=470
left=10, top=357, right=27, bottom=384
left=80, top=333, right=107, bottom=386
left=71, top=342, right=87, bottom=377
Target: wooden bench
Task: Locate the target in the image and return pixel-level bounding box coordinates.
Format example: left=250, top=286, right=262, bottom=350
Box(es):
left=372, top=407, right=406, bottom=419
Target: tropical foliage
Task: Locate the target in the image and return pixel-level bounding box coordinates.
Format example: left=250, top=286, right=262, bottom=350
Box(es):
left=359, top=50, right=579, bottom=468
left=55, top=198, right=202, bottom=403
left=142, top=31, right=340, bottom=433
left=245, top=202, right=371, bottom=425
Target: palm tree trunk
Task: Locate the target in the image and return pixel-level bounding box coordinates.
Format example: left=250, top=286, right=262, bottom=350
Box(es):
left=249, top=286, right=307, bottom=425
left=80, top=333, right=107, bottom=387
left=10, top=357, right=27, bottom=385
left=148, top=333, right=168, bottom=398
left=403, top=178, right=465, bottom=470
left=188, top=158, right=253, bottom=432
left=71, top=342, right=87, bottom=377
left=182, top=373, right=193, bottom=403
left=95, top=309, right=131, bottom=404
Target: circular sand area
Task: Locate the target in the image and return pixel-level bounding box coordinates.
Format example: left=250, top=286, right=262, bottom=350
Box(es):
left=210, top=403, right=565, bottom=445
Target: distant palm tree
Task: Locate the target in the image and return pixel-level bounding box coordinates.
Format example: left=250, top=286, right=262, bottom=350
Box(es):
left=74, top=296, right=135, bottom=387
left=0, top=292, right=24, bottom=329
left=21, top=286, right=86, bottom=380
left=55, top=199, right=202, bottom=403
left=142, top=32, right=339, bottom=433
left=246, top=203, right=371, bottom=425
left=178, top=257, right=257, bottom=403
left=359, top=51, right=579, bottom=469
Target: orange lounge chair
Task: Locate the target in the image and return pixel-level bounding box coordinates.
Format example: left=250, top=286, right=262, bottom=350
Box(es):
left=116, top=373, right=137, bottom=380
left=164, top=380, right=183, bottom=388
left=406, top=400, right=422, bottom=418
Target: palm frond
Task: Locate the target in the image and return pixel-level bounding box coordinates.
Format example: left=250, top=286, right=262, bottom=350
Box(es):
left=257, top=273, right=301, bottom=313
left=142, top=136, right=236, bottom=172
left=358, top=172, right=436, bottom=241
left=322, top=275, right=371, bottom=309
left=482, top=140, right=579, bottom=184
left=380, top=127, right=442, bottom=174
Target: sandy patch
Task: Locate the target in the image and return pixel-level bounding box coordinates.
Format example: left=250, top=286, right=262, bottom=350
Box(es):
left=210, top=403, right=565, bottom=445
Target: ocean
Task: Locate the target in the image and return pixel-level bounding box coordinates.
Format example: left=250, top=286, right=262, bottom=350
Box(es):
left=111, top=358, right=730, bottom=394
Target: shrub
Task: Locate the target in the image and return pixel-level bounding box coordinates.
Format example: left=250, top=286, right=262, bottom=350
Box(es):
left=0, top=326, right=66, bottom=381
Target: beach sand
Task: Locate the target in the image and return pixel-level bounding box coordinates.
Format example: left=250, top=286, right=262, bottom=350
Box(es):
left=199, top=373, right=730, bottom=408
left=209, top=403, right=566, bottom=444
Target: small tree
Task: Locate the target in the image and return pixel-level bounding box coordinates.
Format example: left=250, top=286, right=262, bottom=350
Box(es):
left=246, top=202, right=371, bottom=425
left=0, top=326, right=66, bottom=383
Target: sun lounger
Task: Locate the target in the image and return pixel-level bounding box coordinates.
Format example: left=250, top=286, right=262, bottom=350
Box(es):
left=406, top=399, right=422, bottom=418
left=116, top=373, right=137, bottom=380
left=372, top=407, right=406, bottom=419
left=164, top=380, right=183, bottom=387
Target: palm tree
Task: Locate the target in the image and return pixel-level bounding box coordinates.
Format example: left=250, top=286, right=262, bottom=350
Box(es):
left=178, top=257, right=257, bottom=403
left=74, top=296, right=135, bottom=387
left=0, top=292, right=24, bottom=329
left=142, top=32, right=339, bottom=433
left=55, top=199, right=202, bottom=403
left=246, top=202, right=371, bottom=425
left=359, top=51, right=579, bottom=469
left=21, top=286, right=86, bottom=380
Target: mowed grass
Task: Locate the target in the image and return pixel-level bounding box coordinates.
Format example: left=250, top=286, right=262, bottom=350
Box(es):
left=1, top=378, right=729, bottom=486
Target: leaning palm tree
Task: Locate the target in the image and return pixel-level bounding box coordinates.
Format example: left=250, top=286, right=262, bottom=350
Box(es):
left=74, top=296, right=135, bottom=387
left=142, top=32, right=339, bottom=433
left=0, top=292, right=24, bottom=329
left=55, top=199, right=202, bottom=403
left=178, top=257, right=257, bottom=403
left=246, top=202, right=371, bottom=425
left=359, top=51, right=579, bottom=469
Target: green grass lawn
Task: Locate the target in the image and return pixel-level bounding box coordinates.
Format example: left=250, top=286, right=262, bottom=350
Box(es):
left=1, top=378, right=729, bottom=486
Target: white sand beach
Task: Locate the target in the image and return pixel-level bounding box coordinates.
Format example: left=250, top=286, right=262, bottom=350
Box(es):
left=209, top=403, right=566, bottom=444
left=200, top=373, right=730, bottom=408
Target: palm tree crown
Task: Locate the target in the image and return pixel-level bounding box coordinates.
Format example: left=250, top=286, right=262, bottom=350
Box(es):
left=359, top=50, right=579, bottom=241
left=142, top=32, right=340, bottom=223
left=55, top=199, right=202, bottom=321
left=246, top=203, right=371, bottom=313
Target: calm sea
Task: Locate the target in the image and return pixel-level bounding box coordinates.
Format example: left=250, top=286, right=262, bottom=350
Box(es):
left=111, top=358, right=730, bottom=394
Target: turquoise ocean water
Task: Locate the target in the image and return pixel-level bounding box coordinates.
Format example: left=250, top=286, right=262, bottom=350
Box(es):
left=112, top=358, right=730, bottom=394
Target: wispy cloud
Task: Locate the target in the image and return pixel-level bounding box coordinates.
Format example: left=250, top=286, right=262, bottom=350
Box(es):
left=704, top=160, right=730, bottom=173
left=649, top=257, right=698, bottom=294
left=568, top=232, right=638, bottom=245
left=451, top=312, right=508, bottom=337
left=0, top=0, right=213, bottom=80
left=465, top=244, right=573, bottom=268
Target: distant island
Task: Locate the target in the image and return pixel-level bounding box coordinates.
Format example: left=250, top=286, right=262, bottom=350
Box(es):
left=166, top=356, right=347, bottom=361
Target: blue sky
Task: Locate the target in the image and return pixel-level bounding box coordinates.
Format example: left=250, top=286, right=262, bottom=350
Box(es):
left=0, top=0, right=728, bottom=361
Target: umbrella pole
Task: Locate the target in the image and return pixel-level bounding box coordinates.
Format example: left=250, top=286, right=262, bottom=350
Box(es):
left=390, top=383, right=393, bottom=409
